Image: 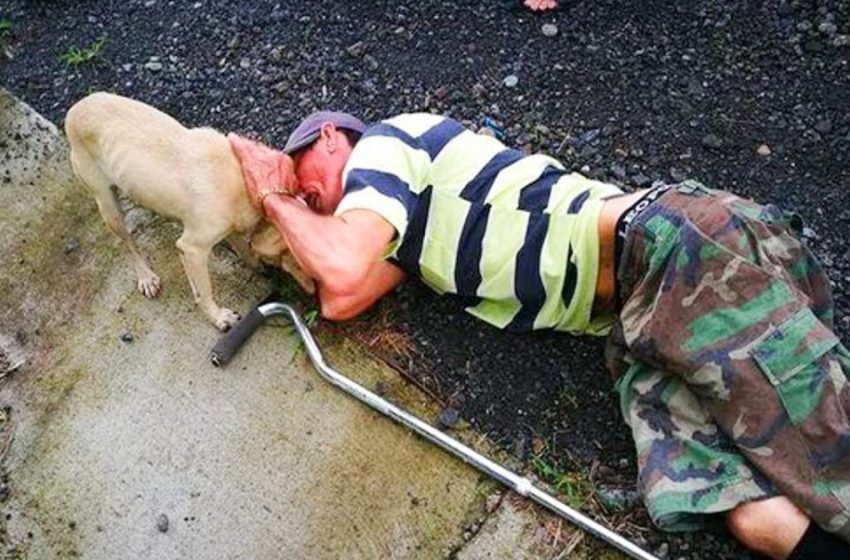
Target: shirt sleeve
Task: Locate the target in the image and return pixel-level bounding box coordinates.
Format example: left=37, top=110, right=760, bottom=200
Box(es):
left=334, top=131, right=430, bottom=241
left=334, top=168, right=414, bottom=240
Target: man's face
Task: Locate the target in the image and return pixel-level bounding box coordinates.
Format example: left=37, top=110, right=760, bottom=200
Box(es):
left=292, top=123, right=354, bottom=215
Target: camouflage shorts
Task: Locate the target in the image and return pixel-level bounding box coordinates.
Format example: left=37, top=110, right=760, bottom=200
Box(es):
left=605, top=181, right=850, bottom=539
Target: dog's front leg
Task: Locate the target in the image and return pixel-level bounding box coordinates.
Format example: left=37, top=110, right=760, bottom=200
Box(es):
left=176, top=236, right=240, bottom=331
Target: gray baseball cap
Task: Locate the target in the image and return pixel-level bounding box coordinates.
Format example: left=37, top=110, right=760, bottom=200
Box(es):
left=283, top=110, right=368, bottom=154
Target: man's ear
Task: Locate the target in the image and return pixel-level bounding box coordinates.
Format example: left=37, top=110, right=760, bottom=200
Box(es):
left=320, top=122, right=338, bottom=153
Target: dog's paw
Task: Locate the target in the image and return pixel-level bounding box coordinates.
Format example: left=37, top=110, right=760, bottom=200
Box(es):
left=214, top=308, right=241, bottom=331
left=138, top=273, right=162, bottom=299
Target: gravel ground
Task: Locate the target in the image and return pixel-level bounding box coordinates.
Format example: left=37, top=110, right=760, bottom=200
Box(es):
left=3, top=1, right=850, bottom=558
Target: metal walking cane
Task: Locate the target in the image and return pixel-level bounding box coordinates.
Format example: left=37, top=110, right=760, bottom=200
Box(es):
left=210, top=300, right=659, bottom=560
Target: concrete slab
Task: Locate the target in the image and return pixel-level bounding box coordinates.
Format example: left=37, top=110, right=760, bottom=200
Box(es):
left=0, top=89, right=615, bottom=560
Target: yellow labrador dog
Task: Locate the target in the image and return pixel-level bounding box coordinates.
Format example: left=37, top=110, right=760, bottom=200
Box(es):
left=65, top=92, right=314, bottom=331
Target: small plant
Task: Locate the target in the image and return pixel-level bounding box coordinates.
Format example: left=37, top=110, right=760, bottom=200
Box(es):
left=58, top=35, right=108, bottom=67
left=531, top=454, right=593, bottom=509
left=0, top=19, right=12, bottom=55
left=303, top=309, right=319, bottom=327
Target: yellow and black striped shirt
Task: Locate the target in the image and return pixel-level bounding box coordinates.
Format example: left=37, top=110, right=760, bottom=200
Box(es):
left=335, top=113, right=622, bottom=335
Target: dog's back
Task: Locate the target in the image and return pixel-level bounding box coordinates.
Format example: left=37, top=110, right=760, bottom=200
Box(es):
left=65, top=92, right=257, bottom=232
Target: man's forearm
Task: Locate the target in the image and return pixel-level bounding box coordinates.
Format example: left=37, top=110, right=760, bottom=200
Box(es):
left=261, top=194, right=394, bottom=296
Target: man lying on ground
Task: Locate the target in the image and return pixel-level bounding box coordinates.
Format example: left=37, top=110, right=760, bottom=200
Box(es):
left=228, top=111, right=850, bottom=560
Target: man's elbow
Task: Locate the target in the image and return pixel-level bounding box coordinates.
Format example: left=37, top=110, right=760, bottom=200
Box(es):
left=317, top=277, right=367, bottom=321
left=319, top=295, right=362, bottom=322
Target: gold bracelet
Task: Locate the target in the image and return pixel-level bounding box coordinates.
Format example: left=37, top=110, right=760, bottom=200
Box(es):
left=257, top=187, right=292, bottom=206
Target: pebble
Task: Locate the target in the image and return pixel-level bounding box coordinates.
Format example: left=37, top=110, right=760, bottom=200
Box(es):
left=437, top=407, right=460, bottom=429
left=818, top=22, right=838, bottom=36
left=63, top=238, right=80, bottom=254
left=156, top=513, right=169, bottom=533
left=374, top=380, right=388, bottom=396
left=701, top=133, right=723, bottom=149
left=346, top=41, right=365, bottom=57
left=632, top=173, right=651, bottom=187
left=363, top=54, right=379, bottom=71
left=815, top=118, right=832, bottom=134
left=121, top=63, right=133, bottom=72
left=610, top=163, right=627, bottom=180
left=654, top=542, right=670, bottom=558
left=580, top=128, right=600, bottom=144
left=757, top=143, right=771, bottom=157
left=502, top=74, right=519, bottom=88
left=144, top=61, right=163, bottom=72
left=834, top=35, right=850, bottom=47
left=541, top=23, right=558, bottom=37
left=120, top=332, right=134, bottom=343
left=269, top=46, right=284, bottom=62
left=669, top=167, right=687, bottom=182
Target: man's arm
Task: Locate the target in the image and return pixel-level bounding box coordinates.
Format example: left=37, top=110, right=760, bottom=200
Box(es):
left=262, top=195, right=405, bottom=319
left=318, top=260, right=406, bottom=320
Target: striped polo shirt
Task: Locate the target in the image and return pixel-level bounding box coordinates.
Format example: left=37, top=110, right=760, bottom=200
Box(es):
left=334, top=113, right=623, bottom=335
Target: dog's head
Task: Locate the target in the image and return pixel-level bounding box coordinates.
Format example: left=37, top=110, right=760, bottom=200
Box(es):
left=249, top=221, right=316, bottom=295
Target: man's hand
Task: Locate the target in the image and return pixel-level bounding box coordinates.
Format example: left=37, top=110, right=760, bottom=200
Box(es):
left=227, top=133, right=298, bottom=210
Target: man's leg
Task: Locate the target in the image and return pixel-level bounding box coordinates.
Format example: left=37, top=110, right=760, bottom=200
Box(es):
left=611, top=183, right=850, bottom=550
left=727, top=497, right=808, bottom=559
left=616, top=355, right=850, bottom=558
left=615, top=359, right=778, bottom=533
left=728, top=496, right=850, bottom=560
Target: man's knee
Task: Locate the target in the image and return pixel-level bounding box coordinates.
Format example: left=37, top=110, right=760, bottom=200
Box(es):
left=726, top=501, right=758, bottom=538
left=726, top=498, right=809, bottom=559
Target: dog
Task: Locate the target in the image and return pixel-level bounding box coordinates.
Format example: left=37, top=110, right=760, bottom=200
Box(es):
left=65, top=92, right=314, bottom=331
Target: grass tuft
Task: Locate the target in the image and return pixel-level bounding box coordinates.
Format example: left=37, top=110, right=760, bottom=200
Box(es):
left=0, top=18, right=12, bottom=55
left=530, top=453, right=593, bottom=509
left=58, top=35, right=108, bottom=67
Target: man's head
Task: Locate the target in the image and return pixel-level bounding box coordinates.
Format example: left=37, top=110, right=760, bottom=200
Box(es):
left=284, top=111, right=366, bottom=215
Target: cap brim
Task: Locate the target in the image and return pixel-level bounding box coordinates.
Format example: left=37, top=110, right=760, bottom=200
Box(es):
left=283, top=131, right=320, bottom=155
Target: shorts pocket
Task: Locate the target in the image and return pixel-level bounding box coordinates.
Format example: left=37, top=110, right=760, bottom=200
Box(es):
left=751, top=308, right=839, bottom=424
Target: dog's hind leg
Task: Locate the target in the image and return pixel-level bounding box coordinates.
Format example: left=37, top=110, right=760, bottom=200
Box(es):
left=176, top=230, right=240, bottom=331
left=71, top=151, right=162, bottom=298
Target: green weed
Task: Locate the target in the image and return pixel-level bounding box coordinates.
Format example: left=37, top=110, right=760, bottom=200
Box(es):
left=58, top=35, right=107, bottom=67
left=531, top=454, right=593, bottom=509
left=303, top=309, right=319, bottom=327
left=0, top=19, right=12, bottom=53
